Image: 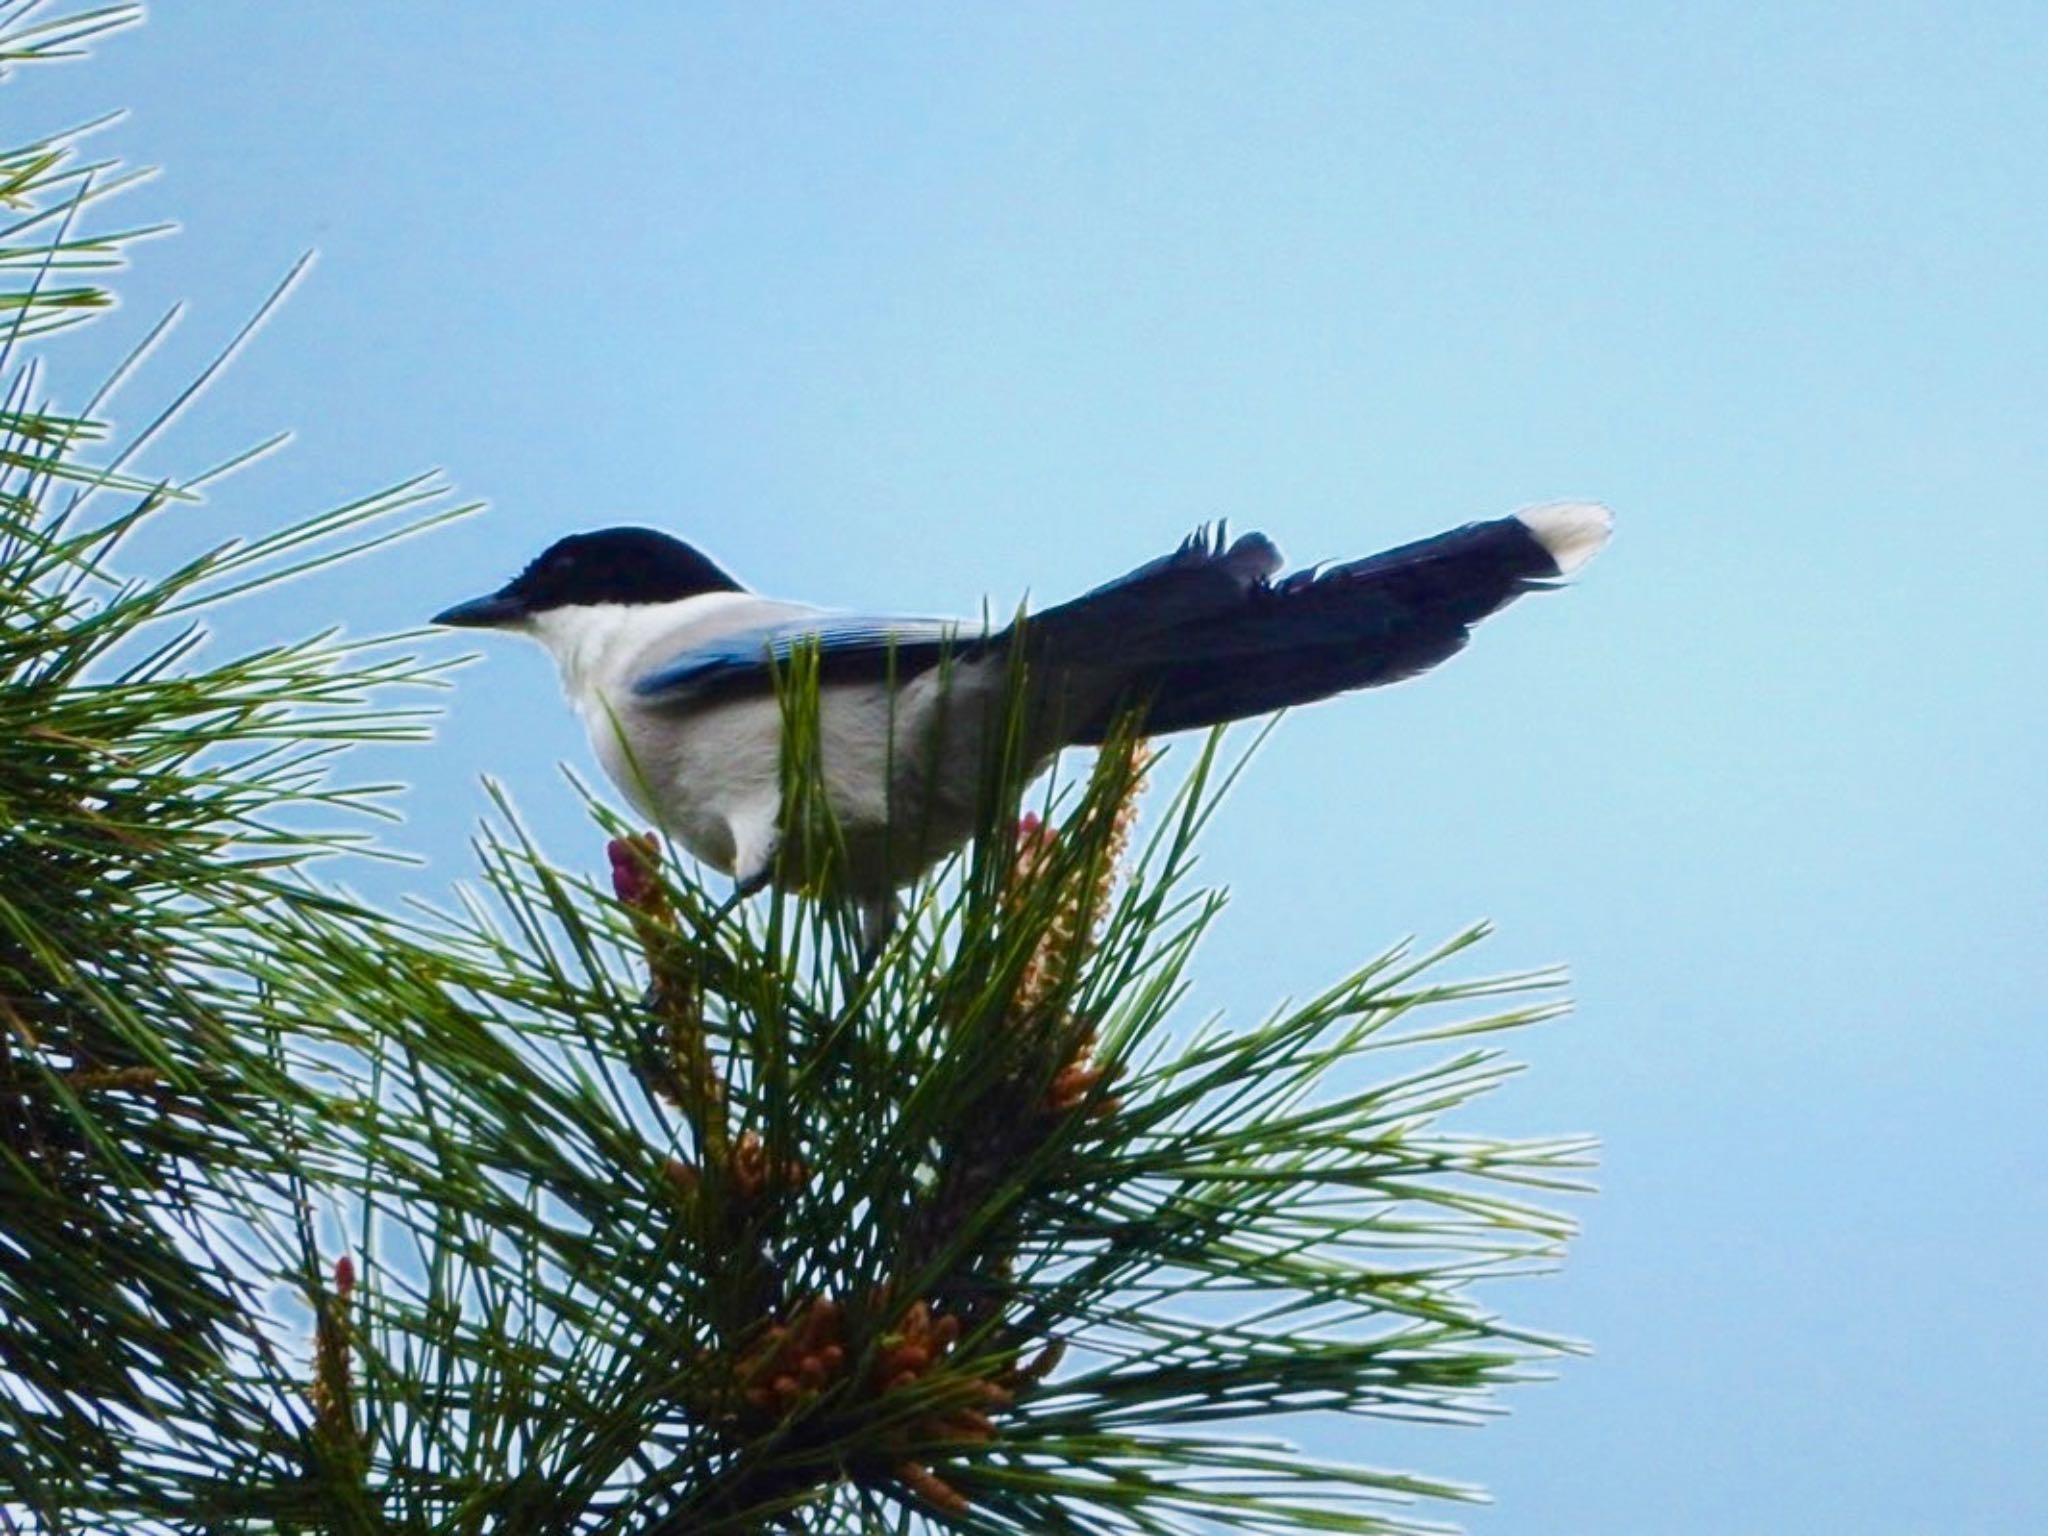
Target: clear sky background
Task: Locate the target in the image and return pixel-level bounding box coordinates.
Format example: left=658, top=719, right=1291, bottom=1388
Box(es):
left=19, top=4, right=2046, bottom=1531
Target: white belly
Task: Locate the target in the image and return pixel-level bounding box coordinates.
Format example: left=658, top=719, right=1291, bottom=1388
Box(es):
left=586, top=669, right=999, bottom=896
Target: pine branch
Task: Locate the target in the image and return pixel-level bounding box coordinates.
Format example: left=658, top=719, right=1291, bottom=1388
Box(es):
left=242, top=703, right=1586, bottom=1535
left=0, top=10, right=470, bottom=1526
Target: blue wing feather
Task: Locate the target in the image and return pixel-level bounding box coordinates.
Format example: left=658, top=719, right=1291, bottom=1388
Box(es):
left=631, top=615, right=968, bottom=700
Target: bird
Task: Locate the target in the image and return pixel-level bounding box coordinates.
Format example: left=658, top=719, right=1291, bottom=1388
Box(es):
left=433, top=503, right=1610, bottom=938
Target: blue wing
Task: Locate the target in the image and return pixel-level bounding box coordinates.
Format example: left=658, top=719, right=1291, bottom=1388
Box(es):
left=630, top=615, right=974, bottom=701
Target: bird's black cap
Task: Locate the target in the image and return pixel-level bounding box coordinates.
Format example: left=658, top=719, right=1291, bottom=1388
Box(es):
left=432, top=527, right=744, bottom=627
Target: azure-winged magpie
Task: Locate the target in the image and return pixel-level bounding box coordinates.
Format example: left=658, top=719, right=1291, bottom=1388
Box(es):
left=433, top=504, right=1610, bottom=932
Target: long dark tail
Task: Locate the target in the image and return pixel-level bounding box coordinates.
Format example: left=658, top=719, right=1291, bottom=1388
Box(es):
left=1026, top=503, right=1611, bottom=744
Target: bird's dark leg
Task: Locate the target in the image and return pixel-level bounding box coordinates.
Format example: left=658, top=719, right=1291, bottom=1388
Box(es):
left=712, top=866, right=772, bottom=924
left=792, top=894, right=896, bottom=1081
left=642, top=868, right=767, bottom=1013
left=857, top=895, right=898, bottom=968
left=636, top=869, right=773, bottom=1101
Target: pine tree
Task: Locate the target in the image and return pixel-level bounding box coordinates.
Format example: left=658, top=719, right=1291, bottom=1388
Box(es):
left=1, top=11, right=1590, bottom=1532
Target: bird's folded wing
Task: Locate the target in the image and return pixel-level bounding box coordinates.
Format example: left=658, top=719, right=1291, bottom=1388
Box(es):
left=630, top=615, right=974, bottom=701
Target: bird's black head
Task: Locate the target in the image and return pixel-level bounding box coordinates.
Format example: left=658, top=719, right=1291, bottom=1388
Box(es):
left=432, top=527, right=744, bottom=628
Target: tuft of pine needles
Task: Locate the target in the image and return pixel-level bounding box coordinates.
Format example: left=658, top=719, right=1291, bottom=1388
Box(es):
left=0, top=5, right=466, bottom=1524
left=0, top=11, right=1592, bottom=1533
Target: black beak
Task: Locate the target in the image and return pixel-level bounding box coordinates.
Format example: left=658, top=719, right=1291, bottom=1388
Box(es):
left=430, top=592, right=528, bottom=628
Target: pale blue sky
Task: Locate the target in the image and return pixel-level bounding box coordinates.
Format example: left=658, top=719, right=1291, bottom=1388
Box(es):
left=21, top=4, right=2046, bottom=1530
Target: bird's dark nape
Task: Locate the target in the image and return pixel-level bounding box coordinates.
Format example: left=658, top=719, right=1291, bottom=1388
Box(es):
left=1045, top=506, right=1608, bottom=741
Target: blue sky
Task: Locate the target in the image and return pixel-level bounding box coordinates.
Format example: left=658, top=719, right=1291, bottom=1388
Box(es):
left=19, top=4, right=2046, bottom=1530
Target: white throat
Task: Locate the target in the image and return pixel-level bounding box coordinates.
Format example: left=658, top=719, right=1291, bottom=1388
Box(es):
left=523, top=592, right=768, bottom=702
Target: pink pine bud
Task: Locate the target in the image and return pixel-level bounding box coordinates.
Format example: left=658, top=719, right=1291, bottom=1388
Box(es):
left=608, top=835, right=658, bottom=905
left=333, top=1254, right=355, bottom=1299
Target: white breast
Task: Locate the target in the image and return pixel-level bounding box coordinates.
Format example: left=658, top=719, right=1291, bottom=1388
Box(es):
left=525, top=595, right=810, bottom=877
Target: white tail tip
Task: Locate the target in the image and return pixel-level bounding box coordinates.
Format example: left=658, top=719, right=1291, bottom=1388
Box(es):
left=1516, top=501, right=1613, bottom=577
